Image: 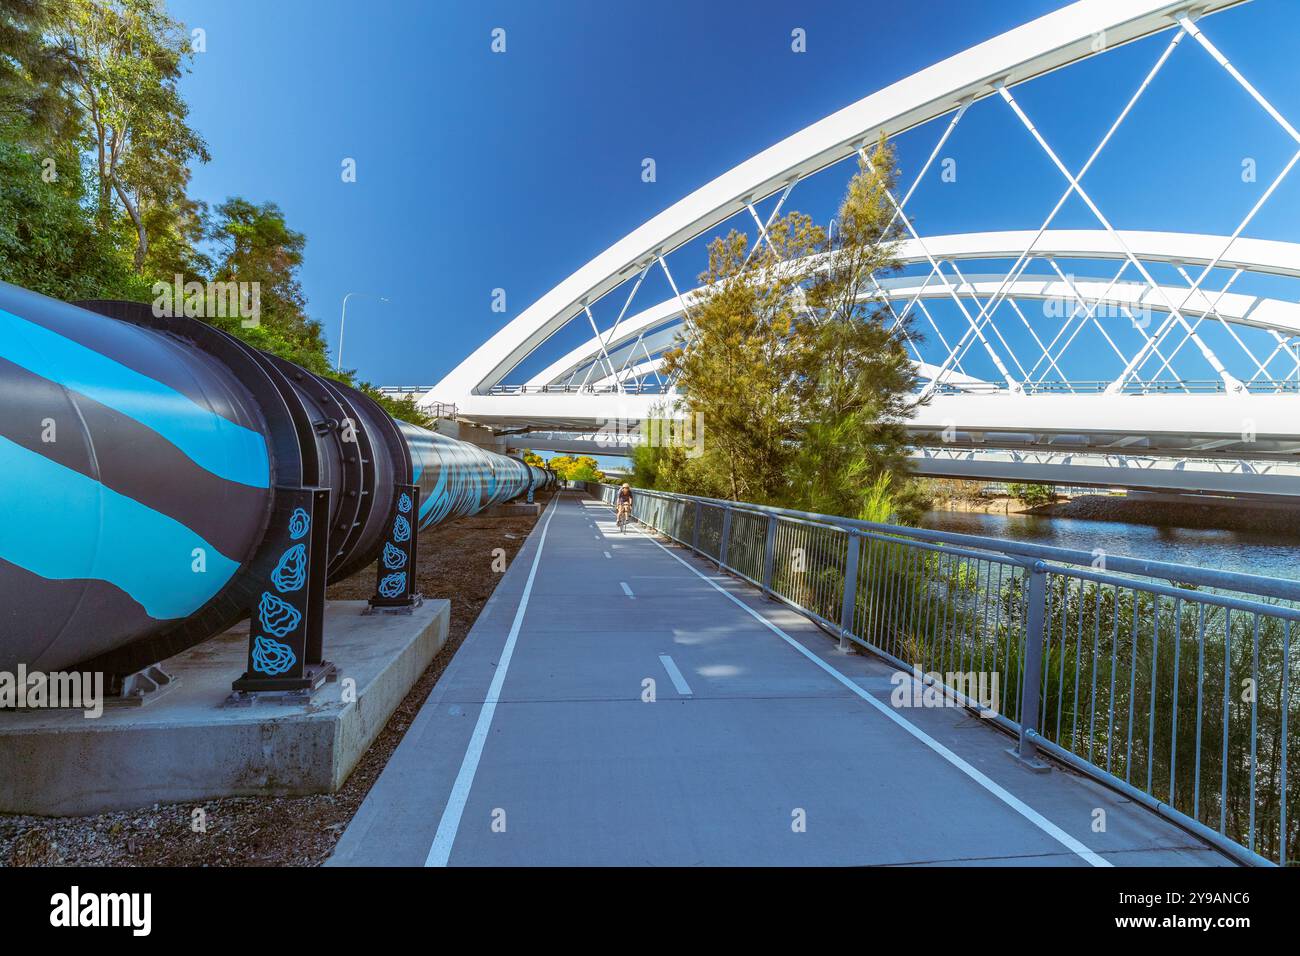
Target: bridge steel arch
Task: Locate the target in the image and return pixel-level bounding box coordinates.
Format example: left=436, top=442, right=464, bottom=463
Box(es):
left=537, top=230, right=1300, bottom=391
left=419, top=0, right=1250, bottom=406
left=415, top=0, right=1300, bottom=496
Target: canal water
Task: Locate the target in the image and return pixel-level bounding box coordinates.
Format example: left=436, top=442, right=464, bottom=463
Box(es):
left=919, top=509, right=1299, bottom=582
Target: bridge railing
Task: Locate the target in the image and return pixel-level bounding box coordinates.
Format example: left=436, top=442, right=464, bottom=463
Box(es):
left=487, top=383, right=675, bottom=395
left=588, top=482, right=1300, bottom=867
left=929, top=380, right=1300, bottom=395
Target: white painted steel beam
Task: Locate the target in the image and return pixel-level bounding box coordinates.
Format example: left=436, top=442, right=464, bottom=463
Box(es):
left=419, top=1, right=1249, bottom=406
left=525, top=230, right=1300, bottom=389
left=910, top=448, right=1300, bottom=498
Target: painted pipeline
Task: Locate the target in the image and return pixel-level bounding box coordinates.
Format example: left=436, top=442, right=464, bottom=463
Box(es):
left=0, top=281, right=554, bottom=674
left=403, top=423, right=551, bottom=527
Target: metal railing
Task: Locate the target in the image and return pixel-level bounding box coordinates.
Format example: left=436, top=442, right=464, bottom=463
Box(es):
left=931, top=379, right=1300, bottom=395
left=488, top=382, right=676, bottom=395
left=588, top=482, right=1300, bottom=867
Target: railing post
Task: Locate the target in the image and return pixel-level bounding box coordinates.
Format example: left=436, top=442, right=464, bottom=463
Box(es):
left=1010, top=560, right=1051, bottom=772
left=837, top=531, right=859, bottom=654
left=719, top=506, right=732, bottom=569
left=691, top=501, right=701, bottom=552
left=761, top=514, right=777, bottom=594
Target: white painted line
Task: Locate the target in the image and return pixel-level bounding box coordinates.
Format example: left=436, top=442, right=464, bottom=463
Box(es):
left=424, top=493, right=561, bottom=867
left=619, top=581, right=634, bottom=598
left=633, top=528, right=1112, bottom=869
left=603, top=551, right=612, bottom=559
left=658, top=654, right=693, bottom=697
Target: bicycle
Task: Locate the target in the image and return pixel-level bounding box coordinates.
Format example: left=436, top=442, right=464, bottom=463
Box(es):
left=616, top=502, right=632, bottom=533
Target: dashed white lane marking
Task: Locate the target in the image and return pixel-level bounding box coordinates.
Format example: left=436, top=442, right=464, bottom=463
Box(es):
left=619, top=581, right=634, bottom=598
left=630, top=526, right=1112, bottom=869
left=658, top=654, right=693, bottom=697
left=603, top=551, right=612, bottom=559
left=423, top=494, right=561, bottom=867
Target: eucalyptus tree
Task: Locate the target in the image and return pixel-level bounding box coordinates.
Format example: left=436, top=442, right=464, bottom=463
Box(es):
left=52, top=0, right=209, bottom=272
left=661, top=136, right=925, bottom=520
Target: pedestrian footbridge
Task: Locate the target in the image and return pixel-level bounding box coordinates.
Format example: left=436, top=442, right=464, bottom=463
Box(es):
left=401, top=0, right=1300, bottom=500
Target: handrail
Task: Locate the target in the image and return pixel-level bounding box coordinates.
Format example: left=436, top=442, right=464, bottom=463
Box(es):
left=585, top=480, right=1296, bottom=867
left=615, top=486, right=1300, bottom=603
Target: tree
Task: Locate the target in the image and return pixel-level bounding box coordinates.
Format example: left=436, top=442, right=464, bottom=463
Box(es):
left=0, top=0, right=74, bottom=142
left=204, top=197, right=324, bottom=369
left=0, top=0, right=431, bottom=432
left=1008, top=483, right=1055, bottom=507
left=547, top=455, right=605, bottom=482
left=199, top=197, right=430, bottom=425
left=362, top=387, right=432, bottom=428
left=790, top=137, right=926, bottom=523
left=660, top=211, right=822, bottom=504
left=657, top=136, right=925, bottom=522
left=0, top=136, right=144, bottom=299
left=0, top=1, right=136, bottom=299
left=521, top=450, right=545, bottom=467
left=52, top=0, right=209, bottom=272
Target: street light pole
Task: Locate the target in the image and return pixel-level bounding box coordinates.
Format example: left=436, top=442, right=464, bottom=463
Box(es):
left=336, top=292, right=390, bottom=372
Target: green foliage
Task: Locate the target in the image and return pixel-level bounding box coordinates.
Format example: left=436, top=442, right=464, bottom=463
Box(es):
left=547, top=455, right=605, bottom=482
left=359, top=385, right=432, bottom=429
left=0, top=1, right=414, bottom=425
left=1008, top=483, right=1055, bottom=507
left=661, top=215, right=814, bottom=504
left=656, top=136, right=925, bottom=524
left=0, top=0, right=75, bottom=141
left=858, top=472, right=897, bottom=524
left=0, top=134, right=146, bottom=299
left=629, top=424, right=711, bottom=495
left=53, top=0, right=209, bottom=272
left=790, top=139, right=920, bottom=521
left=201, top=197, right=330, bottom=373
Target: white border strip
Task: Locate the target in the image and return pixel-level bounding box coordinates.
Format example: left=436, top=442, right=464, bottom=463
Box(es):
left=632, top=525, right=1111, bottom=868
left=424, top=493, right=561, bottom=867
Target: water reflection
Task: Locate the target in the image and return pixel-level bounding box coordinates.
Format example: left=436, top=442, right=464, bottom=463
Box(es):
left=919, top=510, right=1300, bottom=581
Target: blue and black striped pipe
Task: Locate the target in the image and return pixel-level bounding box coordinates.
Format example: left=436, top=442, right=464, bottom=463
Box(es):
left=0, top=281, right=553, bottom=675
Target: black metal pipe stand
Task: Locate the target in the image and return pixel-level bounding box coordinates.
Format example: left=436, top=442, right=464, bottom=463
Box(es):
left=231, top=487, right=337, bottom=697
left=367, top=484, right=423, bottom=612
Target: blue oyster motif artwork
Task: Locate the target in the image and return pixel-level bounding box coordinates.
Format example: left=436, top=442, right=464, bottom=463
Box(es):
left=397, top=492, right=413, bottom=514
left=271, top=544, right=307, bottom=592
left=289, top=507, right=311, bottom=540
left=382, top=541, right=407, bottom=570
left=258, top=591, right=302, bottom=638
left=392, top=514, right=411, bottom=543
left=252, top=635, right=297, bottom=675
left=378, top=572, right=407, bottom=598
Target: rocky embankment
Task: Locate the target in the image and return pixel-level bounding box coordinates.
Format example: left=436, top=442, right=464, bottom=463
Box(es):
left=926, top=492, right=1300, bottom=535
left=1026, top=495, right=1300, bottom=535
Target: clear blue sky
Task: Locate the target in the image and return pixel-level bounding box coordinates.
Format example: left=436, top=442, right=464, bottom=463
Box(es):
left=168, top=0, right=1300, bottom=391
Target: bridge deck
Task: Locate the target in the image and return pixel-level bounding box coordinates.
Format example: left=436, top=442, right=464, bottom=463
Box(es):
left=330, top=491, right=1231, bottom=867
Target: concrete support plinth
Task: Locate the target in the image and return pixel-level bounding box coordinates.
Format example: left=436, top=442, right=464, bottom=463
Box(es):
left=0, top=600, right=448, bottom=816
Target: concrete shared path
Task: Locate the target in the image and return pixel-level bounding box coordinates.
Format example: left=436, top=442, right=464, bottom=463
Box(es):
left=329, top=491, right=1231, bottom=867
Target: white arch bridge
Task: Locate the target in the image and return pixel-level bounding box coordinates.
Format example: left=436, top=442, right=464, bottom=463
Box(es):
left=412, top=0, right=1300, bottom=500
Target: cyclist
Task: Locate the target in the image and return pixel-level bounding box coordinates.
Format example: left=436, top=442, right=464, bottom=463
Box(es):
left=615, top=483, right=634, bottom=532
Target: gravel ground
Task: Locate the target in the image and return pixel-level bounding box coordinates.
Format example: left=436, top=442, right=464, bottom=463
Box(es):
left=0, top=493, right=555, bottom=867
